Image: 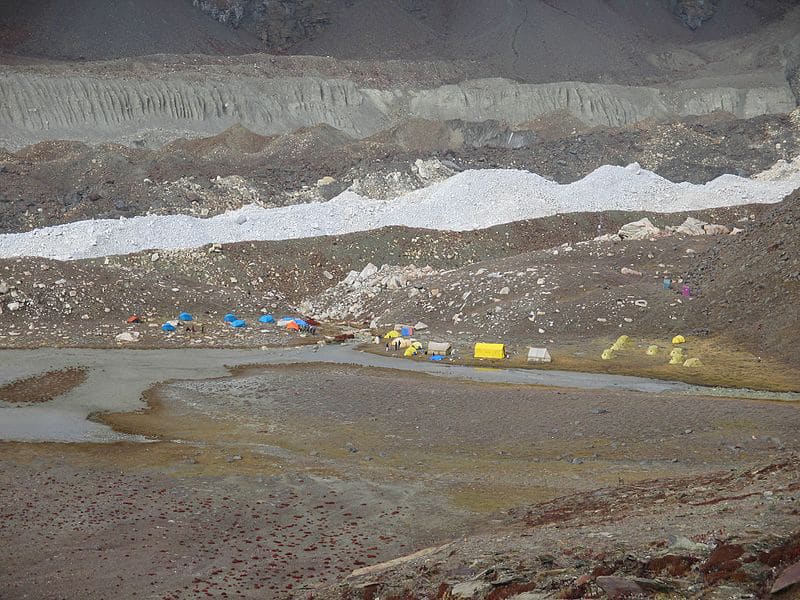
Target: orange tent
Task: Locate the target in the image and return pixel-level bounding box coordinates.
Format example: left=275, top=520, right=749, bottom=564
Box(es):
left=126, top=315, right=141, bottom=324
left=286, top=321, right=300, bottom=331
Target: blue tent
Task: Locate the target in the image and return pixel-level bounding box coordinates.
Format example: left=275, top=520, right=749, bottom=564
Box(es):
left=259, top=315, right=275, bottom=324
left=401, top=326, right=412, bottom=337
left=161, top=323, right=176, bottom=332
left=223, top=313, right=237, bottom=323
left=179, top=312, right=193, bottom=321
left=293, top=318, right=309, bottom=328
left=230, top=319, right=247, bottom=328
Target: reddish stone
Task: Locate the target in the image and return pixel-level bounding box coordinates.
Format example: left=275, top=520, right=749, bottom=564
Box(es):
left=702, top=544, right=744, bottom=572
left=646, top=554, right=698, bottom=577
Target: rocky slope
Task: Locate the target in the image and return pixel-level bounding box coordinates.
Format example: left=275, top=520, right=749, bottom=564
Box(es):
left=687, top=189, right=800, bottom=363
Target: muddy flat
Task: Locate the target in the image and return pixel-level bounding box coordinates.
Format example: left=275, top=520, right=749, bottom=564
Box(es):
left=1, top=352, right=797, bottom=598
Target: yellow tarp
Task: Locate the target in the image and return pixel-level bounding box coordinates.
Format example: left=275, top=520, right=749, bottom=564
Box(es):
left=474, top=343, right=505, bottom=359
left=672, top=335, right=686, bottom=344
left=383, top=330, right=400, bottom=339
left=601, top=348, right=614, bottom=360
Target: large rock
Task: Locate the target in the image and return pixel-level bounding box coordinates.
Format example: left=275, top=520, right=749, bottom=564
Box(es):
left=596, top=576, right=644, bottom=598
left=115, top=331, right=141, bottom=343
left=618, top=218, right=660, bottom=240
left=703, top=223, right=731, bottom=235
left=451, top=580, right=493, bottom=599
left=675, top=216, right=708, bottom=236
left=672, top=0, right=717, bottom=30
left=772, top=559, right=800, bottom=594
left=359, top=263, right=379, bottom=280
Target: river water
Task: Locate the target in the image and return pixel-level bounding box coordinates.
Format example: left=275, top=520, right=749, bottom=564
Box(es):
left=0, top=345, right=796, bottom=442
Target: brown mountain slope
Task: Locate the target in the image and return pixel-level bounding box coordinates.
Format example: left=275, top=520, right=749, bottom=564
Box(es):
left=688, top=190, right=800, bottom=363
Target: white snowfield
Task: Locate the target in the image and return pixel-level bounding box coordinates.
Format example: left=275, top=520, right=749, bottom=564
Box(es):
left=2, top=161, right=799, bottom=261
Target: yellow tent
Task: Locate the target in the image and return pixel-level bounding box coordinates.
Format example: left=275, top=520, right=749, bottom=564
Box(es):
left=611, top=335, right=631, bottom=350
left=672, top=335, right=686, bottom=344
left=601, top=348, right=614, bottom=360
left=474, top=343, right=505, bottom=359
left=683, top=357, right=703, bottom=368
left=404, top=346, right=419, bottom=357
left=410, top=341, right=423, bottom=350
left=383, top=330, right=400, bottom=339
left=646, top=345, right=659, bottom=356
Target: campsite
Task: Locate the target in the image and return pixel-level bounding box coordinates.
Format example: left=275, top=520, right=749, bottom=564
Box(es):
left=1, top=1, right=800, bottom=599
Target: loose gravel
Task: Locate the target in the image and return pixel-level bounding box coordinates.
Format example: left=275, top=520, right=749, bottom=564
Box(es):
left=2, top=162, right=799, bottom=260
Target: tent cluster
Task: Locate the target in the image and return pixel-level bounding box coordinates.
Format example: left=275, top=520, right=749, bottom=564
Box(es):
left=162, top=311, right=195, bottom=332
left=277, top=317, right=318, bottom=333
left=600, top=335, right=630, bottom=360
left=600, top=334, right=703, bottom=368
left=223, top=313, right=247, bottom=328
left=158, top=310, right=319, bottom=334
left=380, top=327, right=451, bottom=359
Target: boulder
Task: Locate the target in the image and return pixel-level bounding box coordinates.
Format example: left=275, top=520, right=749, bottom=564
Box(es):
left=771, top=559, right=800, bottom=594
left=343, top=270, right=360, bottom=286
left=115, top=331, right=141, bottom=343
left=316, top=176, right=337, bottom=187
left=596, top=576, right=644, bottom=599
left=385, top=274, right=407, bottom=290
left=675, top=216, right=707, bottom=236
left=451, top=580, right=493, bottom=599
left=703, top=223, right=731, bottom=235
left=359, top=263, right=379, bottom=280
left=618, top=218, right=660, bottom=240
left=620, top=267, right=642, bottom=276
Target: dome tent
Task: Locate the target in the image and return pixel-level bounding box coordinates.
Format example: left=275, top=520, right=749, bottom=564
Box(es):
left=230, top=319, right=247, bottom=328
left=179, top=312, right=193, bottom=321
left=161, top=323, right=176, bottom=332
left=223, top=313, right=237, bottom=323
left=259, top=314, right=275, bottom=324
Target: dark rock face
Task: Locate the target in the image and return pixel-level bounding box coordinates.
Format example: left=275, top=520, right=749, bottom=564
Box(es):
left=193, top=0, right=333, bottom=49
left=671, top=0, right=719, bottom=30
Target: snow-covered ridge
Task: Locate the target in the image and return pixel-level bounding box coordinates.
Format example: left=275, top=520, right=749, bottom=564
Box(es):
left=2, top=161, right=799, bottom=261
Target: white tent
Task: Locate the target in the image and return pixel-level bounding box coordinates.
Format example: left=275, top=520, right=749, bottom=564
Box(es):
left=428, top=341, right=452, bottom=356
left=527, top=347, right=552, bottom=363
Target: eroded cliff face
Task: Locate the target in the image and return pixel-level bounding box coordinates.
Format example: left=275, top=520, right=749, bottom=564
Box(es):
left=0, top=66, right=794, bottom=150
